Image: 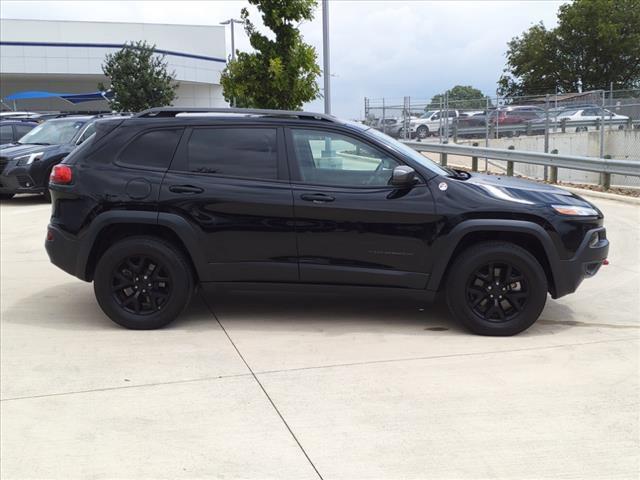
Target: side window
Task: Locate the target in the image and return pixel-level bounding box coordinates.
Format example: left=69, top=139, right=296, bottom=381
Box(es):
left=15, top=124, right=35, bottom=138
left=0, top=125, right=13, bottom=143
left=291, top=129, right=400, bottom=187
left=185, top=128, right=278, bottom=180
left=76, top=123, right=96, bottom=144
left=119, top=129, right=183, bottom=170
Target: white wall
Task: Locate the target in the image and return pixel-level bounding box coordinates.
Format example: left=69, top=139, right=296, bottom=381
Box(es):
left=0, top=19, right=227, bottom=109
left=1, top=19, right=225, bottom=59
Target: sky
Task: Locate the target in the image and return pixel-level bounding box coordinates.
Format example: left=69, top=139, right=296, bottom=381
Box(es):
left=1, top=0, right=566, bottom=118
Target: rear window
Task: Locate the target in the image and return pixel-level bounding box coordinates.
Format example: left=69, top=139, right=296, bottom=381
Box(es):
left=118, top=129, right=183, bottom=170
left=183, top=127, right=278, bottom=180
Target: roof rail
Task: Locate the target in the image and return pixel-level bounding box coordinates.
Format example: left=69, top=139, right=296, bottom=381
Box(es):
left=134, top=107, right=339, bottom=123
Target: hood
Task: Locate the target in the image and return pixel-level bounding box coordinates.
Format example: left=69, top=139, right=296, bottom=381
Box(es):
left=464, top=172, right=594, bottom=208
left=0, top=143, right=64, bottom=159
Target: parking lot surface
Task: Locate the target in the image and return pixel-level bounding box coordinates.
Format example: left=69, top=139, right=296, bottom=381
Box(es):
left=1, top=194, right=639, bottom=479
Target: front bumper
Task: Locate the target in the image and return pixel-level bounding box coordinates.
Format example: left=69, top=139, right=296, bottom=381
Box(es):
left=0, top=164, right=46, bottom=194
left=552, top=226, right=609, bottom=298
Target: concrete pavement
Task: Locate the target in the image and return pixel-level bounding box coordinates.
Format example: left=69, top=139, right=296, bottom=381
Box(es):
left=1, top=194, right=639, bottom=479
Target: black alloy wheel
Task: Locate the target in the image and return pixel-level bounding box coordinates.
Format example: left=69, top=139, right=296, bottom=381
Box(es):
left=111, top=255, right=172, bottom=315
left=445, top=241, right=547, bottom=336
left=465, top=262, right=528, bottom=322
left=94, top=236, right=194, bottom=329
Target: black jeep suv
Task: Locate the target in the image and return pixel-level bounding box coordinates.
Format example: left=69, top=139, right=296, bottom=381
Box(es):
left=0, top=116, right=105, bottom=200
left=45, top=107, right=609, bottom=335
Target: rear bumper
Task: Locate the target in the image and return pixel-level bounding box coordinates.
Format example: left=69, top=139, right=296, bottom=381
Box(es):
left=45, top=223, right=87, bottom=280
left=552, top=227, right=609, bottom=298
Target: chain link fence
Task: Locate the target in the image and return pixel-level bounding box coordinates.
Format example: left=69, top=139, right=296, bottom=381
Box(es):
left=364, top=89, right=640, bottom=189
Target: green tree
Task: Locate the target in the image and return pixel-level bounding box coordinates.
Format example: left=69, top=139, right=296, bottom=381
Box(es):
left=220, top=0, right=321, bottom=110
left=99, top=41, right=178, bottom=112
left=429, top=85, right=491, bottom=110
left=499, top=0, right=640, bottom=97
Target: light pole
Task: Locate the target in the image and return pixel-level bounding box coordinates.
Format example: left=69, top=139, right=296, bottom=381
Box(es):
left=322, top=0, right=331, bottom=115
left=220, top=18, right=243, bottom=62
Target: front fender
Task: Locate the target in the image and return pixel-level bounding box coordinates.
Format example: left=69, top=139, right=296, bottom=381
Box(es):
left=426, top=219, right=561, bottom=293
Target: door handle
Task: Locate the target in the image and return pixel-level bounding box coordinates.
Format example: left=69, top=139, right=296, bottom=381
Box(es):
left=169, top=185, right=204, bottom=194
left=300, top=193, right=335, bottom=203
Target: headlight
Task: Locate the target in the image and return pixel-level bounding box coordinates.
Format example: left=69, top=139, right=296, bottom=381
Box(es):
left=552, top=204, right=599, bottom=216
left=15, top=152, right=44, bottom=166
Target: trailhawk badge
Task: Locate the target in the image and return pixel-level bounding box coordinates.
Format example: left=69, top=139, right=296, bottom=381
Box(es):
left=438, top=182, right=448, bottom=191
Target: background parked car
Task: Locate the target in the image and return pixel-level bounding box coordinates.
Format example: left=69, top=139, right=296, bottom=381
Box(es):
left=488, top=106, right=545, bottom=126
left=0, top=119, right=38, bottom=145
left=0, top=114, right=121, bottom=201
left=408, top=109, right=459, bottom=139
left=555, top=106, right=629, bottom=132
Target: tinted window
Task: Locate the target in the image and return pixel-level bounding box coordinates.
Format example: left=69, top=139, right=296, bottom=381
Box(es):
left=77, top=123, right=96, bottom=144
left=0, top=125, right=13, bottom=143
left=119, top=129, right=183, bottom=169
left=291, top=129, right=400, bottom=186
left=185, top=128, right=278, bottom=180
left=15, top=124, right=35, bottom=138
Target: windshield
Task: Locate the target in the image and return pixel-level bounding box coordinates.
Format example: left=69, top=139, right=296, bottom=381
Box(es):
left=363, top=127, right=450, bottom=176
left=420, top=110, right=436, bottom=119
left=19, top=119, right=88, bottom=145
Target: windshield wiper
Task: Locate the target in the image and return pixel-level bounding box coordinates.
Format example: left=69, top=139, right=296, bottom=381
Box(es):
left=22, top=142, right=51, bottom=145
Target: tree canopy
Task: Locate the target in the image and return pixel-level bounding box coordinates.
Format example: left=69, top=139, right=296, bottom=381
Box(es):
left=429, top=85, right=491, bottom=110
left=220, top=0, right=321, bottom=110
left=99, top=41, right=178, bottom=112
left=499, top=0, right=640, bottom=97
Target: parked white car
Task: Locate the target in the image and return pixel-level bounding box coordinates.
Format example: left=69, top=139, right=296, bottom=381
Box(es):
left=407, top=109, right=459, bottom=139
left=556, top=107, right=629, bottom=132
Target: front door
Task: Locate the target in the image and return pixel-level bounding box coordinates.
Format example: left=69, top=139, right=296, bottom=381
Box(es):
left=286, top=127, right=439, bottom=289
left=159, top=125, right=298, bottom=282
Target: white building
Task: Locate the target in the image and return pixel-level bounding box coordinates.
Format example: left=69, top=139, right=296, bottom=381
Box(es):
left=0, top=19, right=228, bottom=111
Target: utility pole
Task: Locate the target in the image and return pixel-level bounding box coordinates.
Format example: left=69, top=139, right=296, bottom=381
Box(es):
left=322, top=0, right=331, bottom=115
left=220, top=18, right=243, bottom=61
left=220, top=18, right=243, bottom=107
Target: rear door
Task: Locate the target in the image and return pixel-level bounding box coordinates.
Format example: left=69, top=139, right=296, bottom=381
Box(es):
left=159, top=125, right=298, bottom=283
left=286, top=127, right=438, bottom=289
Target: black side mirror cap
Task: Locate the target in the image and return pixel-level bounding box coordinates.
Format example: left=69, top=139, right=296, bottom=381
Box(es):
left=390, top=165, right=417, bottom=187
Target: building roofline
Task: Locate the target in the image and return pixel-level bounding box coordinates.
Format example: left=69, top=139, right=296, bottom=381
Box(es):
left=0, top=17, right=225, bottom=30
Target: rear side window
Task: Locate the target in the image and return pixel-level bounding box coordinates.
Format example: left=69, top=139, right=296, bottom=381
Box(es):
left=184, top=128, right=277, bottom=180
left=15, top=124, right=35, bottom=138
left=0, top=125, right=13, bottom=143
left=119, top=129, right=182, bottom=170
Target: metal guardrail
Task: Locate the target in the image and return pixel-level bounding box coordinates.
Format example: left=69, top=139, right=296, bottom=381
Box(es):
left=403, top=141, right=640, bottom=177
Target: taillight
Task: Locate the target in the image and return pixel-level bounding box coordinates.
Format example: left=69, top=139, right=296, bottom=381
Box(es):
left=50, top=164, right=73, bottom=185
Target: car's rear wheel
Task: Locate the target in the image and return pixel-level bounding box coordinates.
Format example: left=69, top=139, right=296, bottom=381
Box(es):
left=94, top=236, right=194, bottom=329
left=445, top=241, right=547, bottom=336
left=416, top=125, right=429, bottom=139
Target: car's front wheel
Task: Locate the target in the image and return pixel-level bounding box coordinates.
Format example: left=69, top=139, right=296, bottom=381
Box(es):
left=94, top=236, right=194, bottom=329
left=445, top=241, right=547, bottom=336
left=416, top=125, right=429, bottom=139
left=0, top=193, right=14, bottom=200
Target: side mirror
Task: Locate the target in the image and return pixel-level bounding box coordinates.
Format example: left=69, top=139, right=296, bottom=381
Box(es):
left=390, top=165, right=416, bottom=187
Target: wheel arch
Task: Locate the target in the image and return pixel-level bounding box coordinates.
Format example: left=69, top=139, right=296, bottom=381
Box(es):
left=427, top=220, right=561, bottom=297
left=80, top=212, right=205, bottom=282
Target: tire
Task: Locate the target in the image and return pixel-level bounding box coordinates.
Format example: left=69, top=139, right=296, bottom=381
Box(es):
left=43, top=189, right=51, bottom=203
left=445, top=241, right=547, bottom=336
left=0, top=193, right=14, bottom=200
left=94, top=236, right=194, bottom=329
left=416, top=125, right=429, bottom=139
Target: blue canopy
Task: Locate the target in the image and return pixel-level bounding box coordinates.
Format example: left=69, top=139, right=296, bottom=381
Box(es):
left=4, top=90, right=113, bottom=104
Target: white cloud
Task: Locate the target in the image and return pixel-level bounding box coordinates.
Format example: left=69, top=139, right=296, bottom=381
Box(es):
left=1, top=0, right=565, bottom=118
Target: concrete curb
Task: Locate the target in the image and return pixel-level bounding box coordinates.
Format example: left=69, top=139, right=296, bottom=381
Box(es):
left=556, top=185, right=640, bottom=205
